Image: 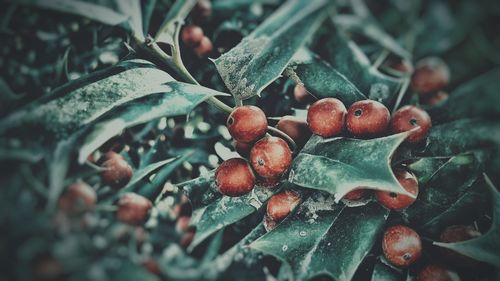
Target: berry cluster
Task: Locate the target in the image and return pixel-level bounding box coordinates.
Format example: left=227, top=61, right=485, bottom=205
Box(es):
left=180, top=1, right=214, bottom=58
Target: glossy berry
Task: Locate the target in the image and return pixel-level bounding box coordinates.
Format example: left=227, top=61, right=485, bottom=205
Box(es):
left=293, top=84, right=312, bottom=104
left=343, top=189, right=368, bottom=201
left=116, top=193, right=153, bottom=225
left=215, top=158, right=255, bottom=196
left=411, top=57, right=450, bottom=95
left=390, top=105, right=432, bottom=143
left=227, top=105, right=268, bottom=143
left=347, top=100, right=390, bottom=137
left=276, top=115, right=311, bottom=147
left=266, top=190, right=301, bottom=222
left=382, top=225, right=422, bottom=267
left=418, top=264, right=460, bottom=281
left=376, top=168, right=418, bottom=210
left=233, top=140, right=253, bottom=157
left=439, top=225, right=481, bottom=266
left=421, top=91, right=448, bottom=106
left=181, top=25, right=204, bottom=47
left=58, top=182, right=97, bottom=214
left=250, top=136, right=292, bottom=178
left=307, top=98, right=347, bottom=137
left=100, top=155, right=133, bottom=189
left=194, top=36, right=213, bottom=57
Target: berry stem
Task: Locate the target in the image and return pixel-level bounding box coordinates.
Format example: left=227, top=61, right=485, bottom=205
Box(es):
left=392, top=78, right=411, bottom=113
left=267, top=126, right=298, bottom=153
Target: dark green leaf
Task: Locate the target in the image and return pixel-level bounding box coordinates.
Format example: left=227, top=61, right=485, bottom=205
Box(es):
left=155, top=0, right=197, bottom=43
left=77, top=81, right=228, bottom=163
left=214, top=0, right=330, bottom=100
left=290, top=48, right=366, bottom=106
left=289, top=133, right=412, bottom=201
left=250, top=193, right=388, bottom=280
left=123, top=157, right=179, bottom=191
left=434, top=175, right=500, bottom=267
left=370, top=258, right=405, bottom=281
left=428, top=68, right=500, bottom=124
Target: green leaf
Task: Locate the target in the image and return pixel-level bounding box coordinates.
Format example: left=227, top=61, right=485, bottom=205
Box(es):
left=0, top=60, right=172, bottom=141
left=179, top=173, right=278, bottom=250
left=77, top=82, right=228, bottom=163
left=289, top=133, right=412, bottom=201
left=123, top=157, right=179, bottom=191
left=250, top=193, right=389, bottom=280
left=109, top=260, right=160, bottom=281
left=141, top=0, right=157, bottom=34
left=333, top=14, right=410, bottom=60
left=428, top=68, right=500, bottom=124
left=290, top=48, right=367, bottom=106
left=214, top=0, right=330, bottom=100
left=407, top=156, right=452, bottom=185
left=370, top=259, right=405, bottom=281
left=155, top=0, right=198, bottom=43
left=434, top=174, right=500, bottom=267
left=404, top=153, right=486, bottom=235
left=18, top=0, right=144, bottom=40
left=322, top=21, right=401, bottom=105
left=423, top=119, right=500, bottom=157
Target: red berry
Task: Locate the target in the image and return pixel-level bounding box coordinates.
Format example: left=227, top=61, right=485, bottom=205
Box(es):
left=307, top=98, right=347, bottom=137
left=276, top=115, right=311, bottom=147
left=227, top=105, right=268, bottom=143
left=266, top=190, right=301, bottom=222
left=181, top=25, right=204, bottom=47
left=411, top=57, right=450, bottom=95
left=97, top=151, right=123, bottom=165
left=382, top=225, right=422, bottom=267
left=233, top=140, right=253, bottom=157
left=421, top=91, right=449, bottom=106
left=418, top=264, right=460, bottom=281
left=250, top=136, right=292, bottom=178
left=343, top=189, right=368, bottom=201
left=215, top=158, right=255, bottom=196
left=390, top=105, right=432, bottom=143
left=346, top=100, right=390, bottom=137
left=263, top=214, right=278, bottom=232
left=100, top=155, right=133, bottom=189
left=116, top=193, right=153, bottom=225
left=176, top=216, right=191, bottom=233
left=439, top=225, right=482, bottom=267
left=387, top=58, right=414, bottom=74
left=58, top=182, right=97, bottom=214
left=180, top=229, right=195, bottom=248
left=293, top=84, right=312, bottom=104
left=376, top=168, right=418, bottom=210
left=194, top=36, right=213, bottom=57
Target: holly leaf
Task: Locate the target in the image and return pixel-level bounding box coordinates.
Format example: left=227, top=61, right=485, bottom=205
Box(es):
left=428, top=68, right=500, bottom=124
left=370, top=258, right=405, bottom=281
left=0, top=60, right=173, bottom=142
left=404, top=153, right=487, bottom=236
left=289, top=48, right=367, bottom=106
left=214, top=0, right=331, bottom=100
left=434, top=174, right=500, bottom=267
left=289, top=132, right=412, bottom=201
left=77, top=82, right=228, bottom=163
left=250, top=193, right=389, bottom=280
left=178, top=173, right=278, bottom=250
left=321, top=20, right=401, bottom=105
left=155, top=0, right=197, bottom=44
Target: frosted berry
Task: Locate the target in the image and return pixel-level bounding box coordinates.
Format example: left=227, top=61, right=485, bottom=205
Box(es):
left=181, top=25, right=204, bottom=47
left=250, top=136, right=292, bottom=178
left=343, top=189, right=368, bottom=201
left=293, top=84, right=312, bottom=104
left=346, top=100, right=390, bottom=137
left=307, top=98, right=347, bottom=137
left=116, top=193, right=153, bottom=225
left=411, top=57, right=450, bottom=95
left=227, top=105, right=268, bottom=143
left=390, top=105, right=432, bottom=143
left=439, top=225, right=481, bottom=267
left=233, top=140, right=253, bottom=157
left=58, top=182, right=97, bottom=214
left=376, top=168, right=418, bottom=210
left=194, top=36, right=213, bottom=57
left=418, top=264, right=460, bottom=281
left=215, top=158, right=255, bottom=196
left=276, top=115, right=311, bottom=147
left=382, top=225, right=422, bottom=267
left=266, top=190, right=301, bottom=222
left=421, top=91, right=448, bottom=106
left=100, top=155, right=133, bottom=189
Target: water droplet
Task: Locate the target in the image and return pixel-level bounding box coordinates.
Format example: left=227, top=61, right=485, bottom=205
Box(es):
left=282, top=245, right=288, bottom=251
left=299, top=231, right=307, bottom=237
